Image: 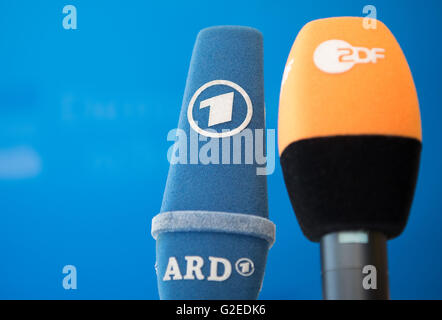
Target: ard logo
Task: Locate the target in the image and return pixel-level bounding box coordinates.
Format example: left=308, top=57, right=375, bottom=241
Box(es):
left=187, top=80, right=253, bottom=138
left=162, top=256, right=255, bottom=282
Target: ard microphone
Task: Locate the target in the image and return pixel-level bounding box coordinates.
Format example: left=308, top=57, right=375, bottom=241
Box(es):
left=279, top=17, right=422, bottom=300
left=151, top=26, right=275, bottom=300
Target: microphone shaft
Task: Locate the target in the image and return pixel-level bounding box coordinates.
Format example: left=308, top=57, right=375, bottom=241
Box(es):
left=320, top=231, right=389, bottom=300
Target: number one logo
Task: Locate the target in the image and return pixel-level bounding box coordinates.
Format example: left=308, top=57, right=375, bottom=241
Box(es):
left=200, top=92, right=235, bottom=127
left=238, top=262, right=251, bottom=274
left=187, top=80, right=253, bottom=138
left=235, top=258, right=254, bottom=277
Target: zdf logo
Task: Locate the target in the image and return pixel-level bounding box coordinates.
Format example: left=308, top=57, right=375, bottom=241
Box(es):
left=314, top=40, right=385, bottom=74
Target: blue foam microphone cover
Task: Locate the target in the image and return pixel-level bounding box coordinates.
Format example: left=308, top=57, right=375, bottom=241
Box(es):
left=151, top=26, right=275, bottom=300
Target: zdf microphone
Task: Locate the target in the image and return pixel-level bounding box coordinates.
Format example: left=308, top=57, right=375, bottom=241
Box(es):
left=279, top=17, right=422, bottom=299
left=151, top=26, right=275, bottom=300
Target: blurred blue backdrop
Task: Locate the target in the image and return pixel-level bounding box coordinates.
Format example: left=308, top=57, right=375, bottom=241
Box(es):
left=0, top=0, right=441, bottom=299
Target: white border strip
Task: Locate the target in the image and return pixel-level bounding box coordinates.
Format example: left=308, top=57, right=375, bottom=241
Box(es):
left=151, top=211, right=276, bottom=247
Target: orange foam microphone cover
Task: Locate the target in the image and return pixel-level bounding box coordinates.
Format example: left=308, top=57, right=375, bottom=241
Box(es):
left=278, top=17, right=422, bottom=242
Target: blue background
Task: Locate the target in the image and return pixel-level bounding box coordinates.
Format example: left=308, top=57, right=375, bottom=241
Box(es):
left=0, top=0, right=441, bottom=299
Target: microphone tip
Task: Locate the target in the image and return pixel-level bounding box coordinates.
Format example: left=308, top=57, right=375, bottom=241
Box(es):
left=278, top=16, right=422, bottom=242
left=196, top=25, right=262, bottom=41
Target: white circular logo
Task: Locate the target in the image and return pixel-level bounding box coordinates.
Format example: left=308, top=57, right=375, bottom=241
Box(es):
left=313, top=39, right=355, bottom=74
left=235, top=258, right=255, bottom=277
left=187, top=80, right=253, bottom=138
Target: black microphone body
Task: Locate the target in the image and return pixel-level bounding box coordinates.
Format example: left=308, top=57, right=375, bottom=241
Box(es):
left=321, top=231, right=389, bottom=300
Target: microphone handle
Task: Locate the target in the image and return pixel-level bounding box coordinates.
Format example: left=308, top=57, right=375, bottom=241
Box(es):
left=320, top=231, right=390, bottom=300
